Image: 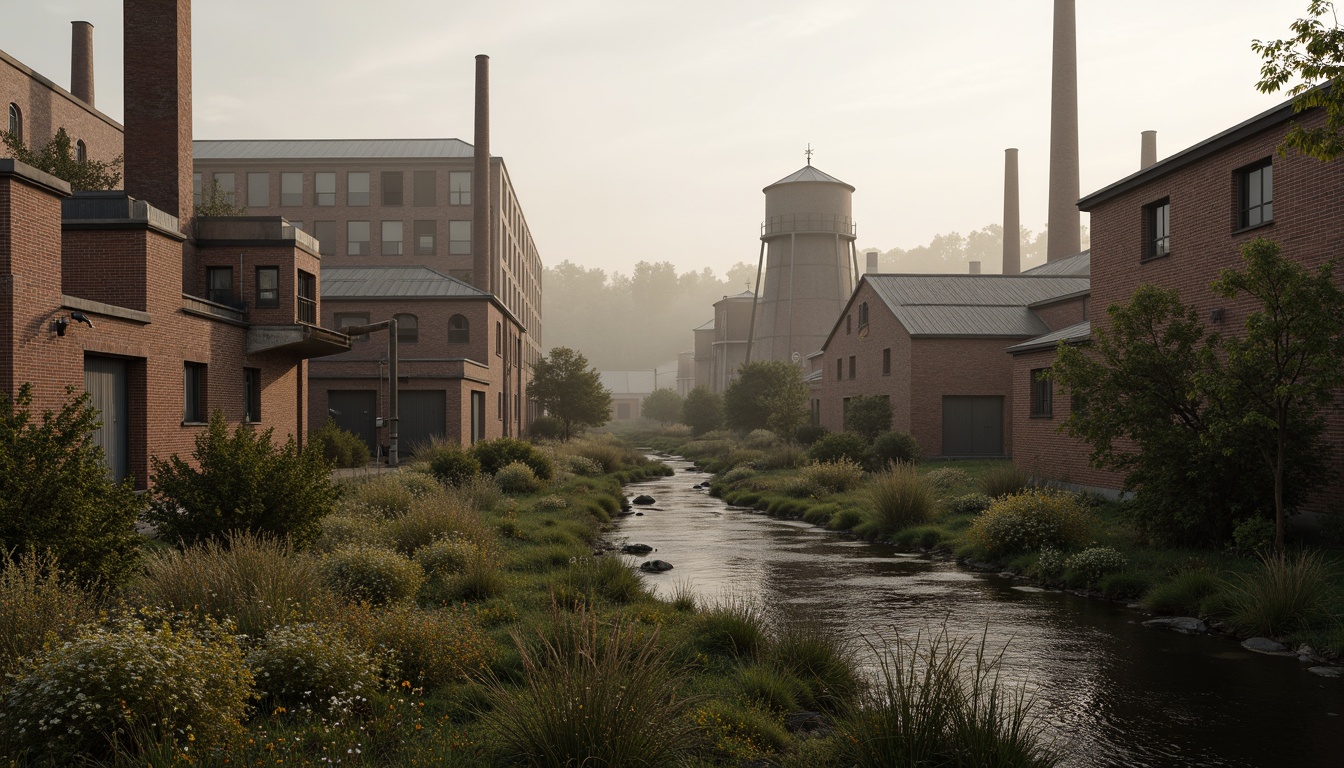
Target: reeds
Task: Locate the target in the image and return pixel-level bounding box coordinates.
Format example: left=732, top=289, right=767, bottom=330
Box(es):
left=1222, top=550, right=1340, bottom=637
left=867, top=462, right=938, bottom=535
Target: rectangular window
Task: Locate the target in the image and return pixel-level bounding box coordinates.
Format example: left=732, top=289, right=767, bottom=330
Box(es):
left=1145, top=199, right=1170, bottom=260
left=336, top=312, right=370, bottom=342
left=213, top=172, right=235, bottom=204
left=836, top=358, right=843, bottom=381
left=471, top=390, right=486, bottom=443
left=193, top=172, right=203, bottom=205
left=381, top=171, right=403, bottom=206
left=347, top=221, right=370, bottom=255
left=1031, top=368, right=1053, bottom=417
left=449, top=220, right=472, bottom=254
left=413, top=220, right=436, bottom=255
left=413, top=170, right=436, bottom=206
left=207, top=266, right=233, bottom=305
left=381, top=221, right=404, bottom=255
left=243, top=367, right=262, bottom=423
left=859, top=302, right=869, bottom=329
left=247, top=172, right=269, bottom=207
left=348, top=172, right=370, bottom=206
left=315, top=172, right=336, bottom=206
left=281, top=172, right=303, bottom=206
left=882, top=348, right=891, bottom=375
left=289, top=221, right=303, bottom=232
left=1239, top=160, right=1273, bottom=229
left=848, top=355, right=856, bottom=379
left=313, top=220, right=336, bottom=256
left=183, top=363, right=206, bottom=423
left=255, top=266, right=279, bottom=308
left=297, top=270, right=317, bottom=324
left=449, top=171, right=471, bottom=205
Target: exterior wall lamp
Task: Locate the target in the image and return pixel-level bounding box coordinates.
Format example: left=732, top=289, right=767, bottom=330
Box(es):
left=51, top=312, right=95, bottom=337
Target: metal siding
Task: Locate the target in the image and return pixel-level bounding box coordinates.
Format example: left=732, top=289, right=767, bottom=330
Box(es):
left=321, top=266, right=489, bottom=299
left=399, top=390, right=446, bottom=455
left=328, top=391, right=377, bottom=457
left=84, top=356, right=129, bottom=481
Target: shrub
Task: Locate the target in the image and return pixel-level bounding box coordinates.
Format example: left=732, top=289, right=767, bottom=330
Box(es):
left=792, top=459, right=865, bottom=496
left=483, top=607, right=696, bottom=767
left=744, top=429, right=779, bottom=449
left=924, top=467, right=970, bottom=491
left=496, top=461, right=542, bottom=493
left=133, top=533, right=332, bottom=638
left=1144, top=569, right=1225, bottom=615
left=355, top=603, right=496, bottom=688
left=1064, top=546, right=1128, bottom=586
left=321, top=545, right=426, bottom=605
left=347, top=474, right=416, bottom=516
left=981, top=462, right=1029, bottom=498
left=795, top=424, right=828, bottom=446
left=1098, top=572, right=1151, bottom=599
left=868, top=431, right=921, bottom=469
left=696, top=594, right=768, bottom=658
left=0, top=384, right=143, bottom=586
left=248, top=622, right=381, bottom=712
left=449, top=473, right=503, bottom=512
left=809, top=431, right=870, bottom=465
left=867, top=463, right=938, bottom=535
left=828, top=508, right=866, bottom=531
left=556, top=555, right=644, bottom=606
left=385, top=495, right=490, bottom=555
left=1222, top=550, right=1340, bottom=637
left=528, top=415, right=565, bottom=440
left=310, top=418, right=368, bottom=468
left=414, top=537, right=479, bottom=576
left=733, top=663, right=804, bottom=714
left=0, top=551, right=97, bottom=675
left=759, top=443, right=807, bottom=470
left=968, top=490, right=1092, bottom=557
left=720, top=465, right=758, bottom=485
left=565, top=454, right=603, bottom=477
left=427, top=445, right=482, bottom=488
left=1033, top=547, right=1066, bottom=582
left=766, top=620, right=863, bottom=712
left=316, top=511, right=392, bottom=552
left=427, top=543, right=506, bottom=603
left=1231, top=516, right=1276, bottom=555
left=472, top=437, right=554, bottom=480
left=147, top=412, right=338, bottom=548
left=566, top=440, right=632, bottom=474
left=682, top=385, right=725, bottom=436
left=0, top=613, right=251, bottom=761
left=844, top=396, right=894, bottom=440
left=948, top=493, right=993, bottom=516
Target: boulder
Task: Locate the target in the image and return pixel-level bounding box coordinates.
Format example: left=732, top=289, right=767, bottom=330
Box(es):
left=622, top=543, right=654, bottom=555
left=632, top=495, right=657, bottom=505
left=1241, top=637, right=1292, bottom=655
left=1308, top=666, right=1343, bottom=679
left=1142, top=617, right=1208, bottom=635
left=639, top=560, right=674, bottom=572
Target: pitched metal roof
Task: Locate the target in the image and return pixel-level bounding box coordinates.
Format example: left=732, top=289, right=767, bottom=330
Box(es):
left=764, top=165, right=854, bottom=192
left=863, top=274, right=1091, bottom=338
left=694, top=319, right=716, bottom=331
left=1023, top=250, right=1090, bottom=276
left=193, top=138, right=476, bottom=160
left=599, top=370, right=657, bottom=396
left=1005, top=321, right=1092, bottom=354
left=320, top=266, right=489, bottom=299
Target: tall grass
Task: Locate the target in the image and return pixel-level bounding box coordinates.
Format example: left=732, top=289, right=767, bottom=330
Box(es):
left=981, top=462, right=1029, bottom=498
left=842, top=627, right=1057, bottom=768
left=696, top=593, right=769, bottom=659
left=765, top=619, right=863, bottom=712
left=0, top=551, right=97, bottom=673
left=867, top=462, right=939, bottom=535
left=1143, top=568, right=1224, bottom=616
left=1222, top=550, right=1340, bottom=637
left=555, top=555, right=645, bottom=607
left=385, top=494, right=491, bottom=555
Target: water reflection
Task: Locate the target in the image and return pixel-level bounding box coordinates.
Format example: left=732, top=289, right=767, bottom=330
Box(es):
left=615, top=456, right=1344, bottom=768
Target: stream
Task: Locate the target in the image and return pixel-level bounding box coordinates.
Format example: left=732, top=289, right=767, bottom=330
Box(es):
left=615, top=455, right=1344, bottom=768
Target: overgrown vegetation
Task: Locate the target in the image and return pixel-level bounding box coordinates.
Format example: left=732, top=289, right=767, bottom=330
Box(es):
left=1, top=126, right=122, bottom=190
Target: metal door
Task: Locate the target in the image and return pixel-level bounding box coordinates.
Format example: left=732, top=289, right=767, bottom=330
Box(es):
left=941, top=396, right=1004, bottom=456
left=84, top=356, right=129, bottom=481
left=398, top=390, right=446, bottom=455
left=327, top=390, right=377, bottom=455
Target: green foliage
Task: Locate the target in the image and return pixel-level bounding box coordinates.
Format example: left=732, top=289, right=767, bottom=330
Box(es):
left=681, top=385, right=724, bottom=436
left=870, top=430, right=921, bottom=467
left=765, top=620, right=863, bottom=712
left=1063, top=546, right=1129, bottom=586
left=426, top=444, right=482, bottom=487
left=980, top=462, right=1028, bottom=498
left=845, top=395, right=893, bottom=440
left=310, top=418, right=368, bottom=468
left=556, top=555, right=644, bottom=606
left=1221, top=550, right=1340, bottom=636
left=733, top=663, right=804, bottom=713
left=1253, top=1, right=1344, bottom=160
left=471, top=436, right=554, bottom=480
left=321, top=545, right=426, bottom=605
left=193, top=178, right=245, bottom=216
left=1232, top=516, right=1278, bottom=555
left=968, top=490, right=1093, bottom=558
left=147, top=412, right=338, bottom=548
left=564, top=454, right=603, bottom=476
left=808, top=430, right=870, bottom=465
left=527, top=415, right=565, bottom=440
left=0, top=612, right=252, bottom=762
left=529, top=347, right=612, bottom=440
left=723, top=360, right=808, bottom=435
left=352, top=603, right=495, bottom=688
left=0, top=551, right=97, bottom=675
left=1, top=126, right=122, bottom=190
left=346, top=474, right=416, bottom=516
left=1144, top=569, right=1225, bottom=615
left=867, top=463, right=938, bottom=535
left=925, top=467, right=969, bottom=491
left=788, top=459, right=865, bottom=497
left=695, top=594, right=768, bottom=659
left=247, top=622, right=382, bottom=712
left=795, top=424, right=828, bottom=445
left=496, top=461, right=542, bottom=493
left=949, top=493, right=993, bottom=516
left=641, top=388, right=684, bottom=426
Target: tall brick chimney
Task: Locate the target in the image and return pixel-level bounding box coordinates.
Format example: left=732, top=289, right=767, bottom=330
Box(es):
left=1141, top=130, right=1157, bottom=169
left=866, top=250, right=879, bottom=275
left=1002, top=148, right=1021, bottom=275
left=123, top=0, right=192, bottom=231
left=70, top=21, right=94, bottom=107
left=472, top=54, right=492, bottom=294
left=1046, top=0, right=1080, bottom=262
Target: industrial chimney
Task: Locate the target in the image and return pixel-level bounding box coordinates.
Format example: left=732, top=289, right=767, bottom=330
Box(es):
left=71, top=21, right=94, bottom=107
left=472, top=54, right=492, bottom=294
left=1046, top=0, right=1080, bottom=262
left=969, top=261, right=982, bottom=275
left=866, top=250, right=879, bottom=275
left=1002, top=148, right=1021, bottom=275
left=123, top=0, right=192, bottom=230
left=1141, top=130, right=1157, bottom=169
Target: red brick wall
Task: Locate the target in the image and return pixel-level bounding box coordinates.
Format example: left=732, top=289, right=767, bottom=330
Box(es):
left=815, top=282, right=912, bottom=435
left=910, top=336, right=1024, bottom=457
left=0, top=52, right=124, bottom=167
left=1009, top=347, right=1120, bottom=490
left=1031, top=295, right=1088, bottom=331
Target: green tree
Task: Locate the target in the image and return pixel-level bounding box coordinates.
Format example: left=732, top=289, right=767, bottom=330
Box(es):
left=641, top=388, right=683, bottom=426
left=1, top=126, right=122, bottom=191
left=529, top=347, right=612, bottom=440
left=146, top=412, right=338, bottom=548
left=0, top=385, right=142, bottom=586
left=1254, top=1, right=1344, bottom=160
left=1205, top=239, right=1344, bottom=551
left=680, top=386, right=723, bottom=436
left=723, top=361, right=808, bottom=434
left=844, top=395, right=893, bottom=440
left=194, top=179, right=245, bottom=217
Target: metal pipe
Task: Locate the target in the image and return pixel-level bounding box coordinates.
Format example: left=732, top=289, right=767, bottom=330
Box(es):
left=744, top=239, right=766, bottom=364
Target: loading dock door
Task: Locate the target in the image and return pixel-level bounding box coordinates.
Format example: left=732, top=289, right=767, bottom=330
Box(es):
left=398, top=390, right=446, bottom=455
left=84, top=356, right=129, bottom=481
left=941, top=396, right=1004, bottom=456
left=328, top=390, right=377, bottom=456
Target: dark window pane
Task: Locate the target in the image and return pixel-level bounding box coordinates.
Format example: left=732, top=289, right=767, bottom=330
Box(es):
left=381, top=171, right=403, bottom=206
left=413, top=170, right=436, bottom=206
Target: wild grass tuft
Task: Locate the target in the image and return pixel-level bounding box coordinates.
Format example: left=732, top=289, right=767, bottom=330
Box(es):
left=981, top=462, right=1029, bottom=498
left=695, top=593, right=769, bottom=659
left=1221, top=550, right=1340, bottom=637
left=555, top=555, right=645, bottom=607
left=765, top=619, right=863, bottom=712
left=384, top=494, right=491, bottom=555
left=867, top=462, right=939, bottom=535
left=1144, top=568, right=1225, bottom=615
left=0, top=550, right=98, bottom=674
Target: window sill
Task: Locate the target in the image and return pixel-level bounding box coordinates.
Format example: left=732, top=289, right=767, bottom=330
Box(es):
left=182, top=421, right=208, bottom=427
left=1232, top=220, right=1274, bottom=236
left=1139, top=252, right=1171, bottom=264
left=1029, top=414, right=1054, bottom=420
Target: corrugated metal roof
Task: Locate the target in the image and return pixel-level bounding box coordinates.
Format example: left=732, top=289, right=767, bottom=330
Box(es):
left=193, top=139, right=476, bottom=160
left=321, top=266, right=488, bottom=299
left=899, top=306, right=1048, bottom=337
left=1023, top=251, right=1090, bottom=276
left=1005, top=321, right=1092, bottom=354
left=764, top=165, right=854, bottom=191
left=694, top=319, right=716, bottom=331
left=599, top=371, right=657, bottom=396
left=864, top=274, right=1090, bottom=338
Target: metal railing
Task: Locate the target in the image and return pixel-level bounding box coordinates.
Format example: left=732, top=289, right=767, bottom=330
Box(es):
left=297, top=296, right=317, bottom=325
left=761, top=213, right=855, bottom=237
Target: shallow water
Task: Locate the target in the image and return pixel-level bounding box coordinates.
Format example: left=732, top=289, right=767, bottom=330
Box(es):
left=616, top=456, right=1344, bottom=768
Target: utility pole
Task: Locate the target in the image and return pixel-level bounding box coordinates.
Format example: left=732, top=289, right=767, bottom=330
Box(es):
left=343, top=318, right=400, bottom=467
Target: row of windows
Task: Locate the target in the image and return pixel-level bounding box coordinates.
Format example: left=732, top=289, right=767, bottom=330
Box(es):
left=203, top=266, right=316, bottom=324
left=834, top=347, right=894, bottom=380
left=7, top=103, right=89, bottom=161
left=1142, top=159, right=1273, bottom=261
left=183, top=363, right=262, bottom=424
left=193, top=170, right=471, bottom=209
left=334, top=312, right=469, bottom=345
left=271, top=219, right=471, bottom=258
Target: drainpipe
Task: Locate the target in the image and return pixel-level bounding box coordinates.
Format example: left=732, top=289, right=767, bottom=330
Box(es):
left=344, top=318, right=399, bottom=467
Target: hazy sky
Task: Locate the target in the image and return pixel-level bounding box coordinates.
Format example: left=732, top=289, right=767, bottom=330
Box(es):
left=4, top=1, right=1316, bottom=277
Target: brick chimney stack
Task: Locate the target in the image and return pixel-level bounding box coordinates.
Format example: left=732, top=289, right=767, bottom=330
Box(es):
left=1046, top=0, right=1080, bottom=262
left=866, top=250, right=879, bottom=275
left=1002, top=148, right=1021, bottom=275
left=472, top=54, right=492, bottom=294
left=1141, top=130, right=1157, bottom=169
left=70, top=21, right=94, bottom=107
left=123, top=0, right=192, bottom=231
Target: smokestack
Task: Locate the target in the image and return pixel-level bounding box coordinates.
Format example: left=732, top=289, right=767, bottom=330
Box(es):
left=1002, top=148, right=1021, bottom=275
left=969, top=261, right=981, bottom=275
left=71, top=21, right=94, bottom=107
left=472, top=54, right=492, bottom=294
left=1140, top=130, right=1157, bottom=169
left=123, top=0, right=192, bottom=229
left=1046, top=0, right=1080, bottom=262
left=866, top=250, right=879, bottom=275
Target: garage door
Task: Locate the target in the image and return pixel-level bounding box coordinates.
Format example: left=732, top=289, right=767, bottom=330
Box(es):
left=399, top=390, right=446, bottom=455
left=941, top=396, right=1004, bottom=456
left=328, top=390, right=377, bottom=456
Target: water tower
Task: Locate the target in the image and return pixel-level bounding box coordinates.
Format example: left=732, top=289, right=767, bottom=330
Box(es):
left=747, top=159, right=858, bottom=365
